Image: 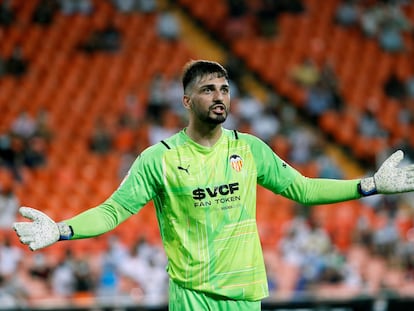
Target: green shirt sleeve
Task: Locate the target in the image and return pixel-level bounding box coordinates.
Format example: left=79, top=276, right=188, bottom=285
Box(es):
left=64, top=143, right=163, bottom=239
left=241, top=132, right=301, bottom=194
left=64, top=197, right=133, bottom=239
left=281, top=174, right=362, bottom=205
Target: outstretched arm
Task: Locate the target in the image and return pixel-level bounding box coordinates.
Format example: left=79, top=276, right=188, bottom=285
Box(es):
left=281, top=150, right=414, bottom=205
left=281, top=176, right=360, bottom=205
left=13, top=198, right=133, bottom=251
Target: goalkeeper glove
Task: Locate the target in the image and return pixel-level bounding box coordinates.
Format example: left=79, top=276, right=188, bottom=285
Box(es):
left=359, top=150, right=414, bottom=196
left=13, top=207, right=73, bottom=251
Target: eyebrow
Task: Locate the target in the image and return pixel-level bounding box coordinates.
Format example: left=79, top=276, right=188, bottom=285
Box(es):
left=200, top=83, right=229, bottom=89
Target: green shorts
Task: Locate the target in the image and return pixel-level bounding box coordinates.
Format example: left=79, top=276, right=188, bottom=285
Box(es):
left=168, top=279, right=261, bottom=311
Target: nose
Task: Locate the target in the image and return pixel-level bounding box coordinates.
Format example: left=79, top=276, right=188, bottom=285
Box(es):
left=213, top=89, right=224, bottom=102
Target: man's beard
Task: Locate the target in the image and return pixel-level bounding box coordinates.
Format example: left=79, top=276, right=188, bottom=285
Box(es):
left=203, top=110, right=227, bottom=124
left=207, top=113, right=226, bottom=124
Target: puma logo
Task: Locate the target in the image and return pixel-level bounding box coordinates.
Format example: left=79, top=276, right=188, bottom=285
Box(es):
left=178, top=165, right=190, bottom=175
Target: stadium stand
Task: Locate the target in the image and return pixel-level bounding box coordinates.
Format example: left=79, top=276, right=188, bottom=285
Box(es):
left=1, top=0, right=414, bottom=309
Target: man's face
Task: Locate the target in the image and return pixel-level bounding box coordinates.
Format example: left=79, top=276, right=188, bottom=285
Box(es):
left=184, top=74, right=230, bottom=124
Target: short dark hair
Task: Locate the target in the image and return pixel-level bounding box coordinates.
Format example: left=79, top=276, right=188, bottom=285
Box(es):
left=182, top=60, right=228, bottom=93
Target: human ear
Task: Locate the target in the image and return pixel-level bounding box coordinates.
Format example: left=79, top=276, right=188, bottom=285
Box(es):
left=183, top=95, right=191, bottom=109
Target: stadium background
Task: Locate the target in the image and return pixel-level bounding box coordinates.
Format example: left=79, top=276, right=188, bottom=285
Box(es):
left=1, top=0, right=414, bottom=310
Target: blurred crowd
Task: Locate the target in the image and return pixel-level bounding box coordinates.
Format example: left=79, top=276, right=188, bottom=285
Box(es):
left=1, top=0, right=414, bottom=308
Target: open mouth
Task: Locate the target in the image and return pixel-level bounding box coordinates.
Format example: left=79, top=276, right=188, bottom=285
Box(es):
left=210, top=104, right=226, bottom=114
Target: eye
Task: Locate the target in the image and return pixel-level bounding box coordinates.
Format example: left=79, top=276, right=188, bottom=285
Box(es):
left=221, top=87, right=229, bottom=94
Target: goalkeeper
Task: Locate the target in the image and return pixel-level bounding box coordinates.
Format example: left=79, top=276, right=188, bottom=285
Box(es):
left=14, top=60, right=414, bottom=311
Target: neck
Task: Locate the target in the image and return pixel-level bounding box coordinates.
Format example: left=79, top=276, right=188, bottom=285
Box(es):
left=185, top=123, right=223, bottom=147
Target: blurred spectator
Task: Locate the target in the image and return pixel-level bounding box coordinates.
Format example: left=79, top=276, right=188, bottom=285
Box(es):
left=274, top=0, right=305, bottom=14
left=0, top=167, right=18, bottom=231
left=224, top=0, right=250, bottom=40
left=319, top=60, right=344, bottom=110
left=0, top=235, right=22, bottom=279
left=148, top=108, right=180, bottom=145
left=0, top=134, right=12, bottom=167
left=59, top=0, right=93, bottom=15
left=256, top=0, right=279, bottom=37
left=0, top=0, right=14, bottom=27
left=0, top=55, right=7, bottom=77
left=305, top=80, right=334, bottom=122
left=358, top=109, right=388, bottom=139
left=32, top=0, right=59, bottom=25
left=99, top=22, right=122, bottom=52
left=97, top=235, right=128, bottom=299
left=227, top=0, right=247, bottom=18
left=251, top=106, right=280, bottom=143
left=379, top=2, right=412, bottom=52
left=223, top=54, right=245, bottom=88
left=5, top=46, right=28, bottom=78
left=378, top=21, right=405, bottom=52
left=360, top=2, right=411, bottom=52
left=316, top=153, right=344, bottom=179
left=136, top=0, right=157, bottom=13
left=24, top=136, right=48, bottom=168
left=51, top=249, right=76, bottom=298
left=156, top=6, right=180, bottom=41
left=0, top=236, right=26, bottom=308
left=33, top=109, right=53, bottom=142
left=384, top=72, right=407, bottom=101
left=301, top=218, right=332, bottom=285
left=334, top=0, right=360, bottom=28
left=72, top=256, right=95, bottom=293
left=360, top=4, right=386, bottom=38
left=147, top=73, right=168, bottom=121
left=29, top=253, right=52, bottom=281
left=118, top=242, right=150, bottom=296
left=112, top=0, right=140, bottom=12
left=142, top=256, right=168, bottom=304
left=11, top=112, right=36, bottom=140
left=121, top=91, right=145, bottom=125
left=0, top=135, right=26, bottom=180
left=89, top=118, right=114, bottom=155
left=0, top=274, right=19, bottom=308
left=235, top=89, right=263, bottom=123
left=288, top=125, right=317, bottom=165
left=80, top=22, right=122, bottom=53
left=405, top=74, right=414, bottom=100
left=290, top=58, right=320, bottom=89
left=164, top=75, right=185, bottom=119
left=117, top=237, right=168, bottom=303
left=112, top=0, right=156, bottom=13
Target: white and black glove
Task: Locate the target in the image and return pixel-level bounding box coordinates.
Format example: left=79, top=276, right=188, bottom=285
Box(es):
left=359, top=150, right=414, bottom=196
left=13, top=207, right=73, bottom=251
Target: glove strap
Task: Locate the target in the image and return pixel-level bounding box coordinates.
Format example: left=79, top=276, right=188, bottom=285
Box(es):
left=358, top=177, right=378, bottom=196
left=57, top=222, right=74, bottom=240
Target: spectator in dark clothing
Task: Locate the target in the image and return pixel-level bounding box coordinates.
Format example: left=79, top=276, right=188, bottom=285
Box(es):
left=227, top=0, right=248, bottom=18
left=257, top=0, right=280, bottom=37
left=274, top=0, right=305, bottom=14
left=5, top=47, right=28, bottom=78
left=99, top=22, right=122, bottom=51
left=0, top=134, right=25, bottom=181
left=32, top=0, right=60, bottom=25
left=0, top=0, right=14, bottom=27
left=89, top=119, right=113, bottom=155
left=0, top=56, right=7, bottom=77
left=80, top=23, right=122, bottom=53
left=384, top=72, right=407, bottom=101
left=24, top=136, right=47, bottom=168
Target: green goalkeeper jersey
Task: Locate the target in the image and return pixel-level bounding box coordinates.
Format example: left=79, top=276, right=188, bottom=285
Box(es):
left=111, top=128, right=300, bottom=301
